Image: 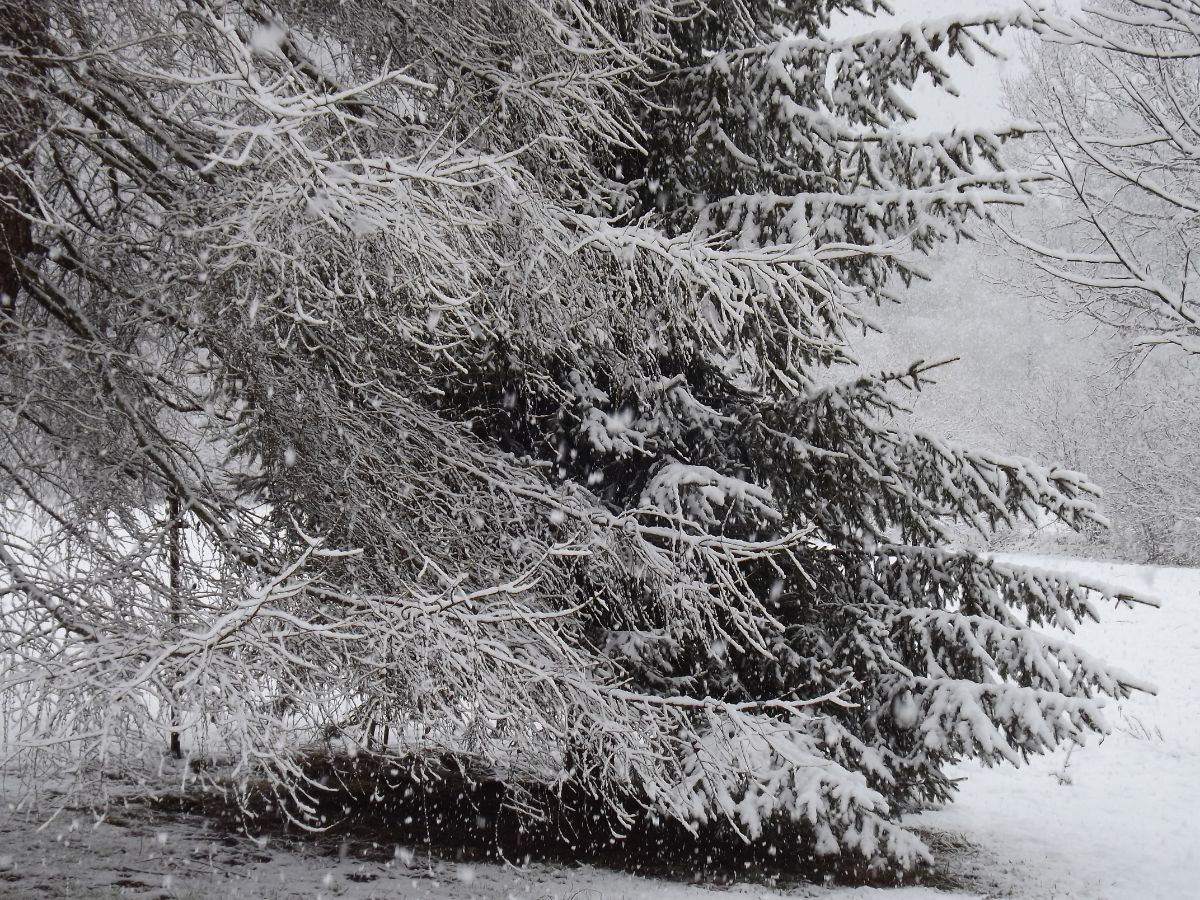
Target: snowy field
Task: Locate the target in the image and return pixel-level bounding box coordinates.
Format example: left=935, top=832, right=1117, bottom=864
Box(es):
left=0, top=555, right=1195, bottom=899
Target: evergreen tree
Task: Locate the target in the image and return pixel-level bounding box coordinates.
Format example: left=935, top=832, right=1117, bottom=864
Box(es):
left=0, top=0, right=1152, bottom=873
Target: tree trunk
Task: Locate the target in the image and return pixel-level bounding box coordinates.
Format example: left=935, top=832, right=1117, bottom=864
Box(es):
left=0, top=3, right=45, bottom=325
left=168, top=491, right=183, bottom=760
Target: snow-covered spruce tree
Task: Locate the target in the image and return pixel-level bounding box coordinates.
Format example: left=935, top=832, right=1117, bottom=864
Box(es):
left=0, top=0, right=1152, bottom=873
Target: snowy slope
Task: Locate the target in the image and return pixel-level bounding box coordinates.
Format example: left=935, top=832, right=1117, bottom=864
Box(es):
left=905, top=555, right=1200, bottom=899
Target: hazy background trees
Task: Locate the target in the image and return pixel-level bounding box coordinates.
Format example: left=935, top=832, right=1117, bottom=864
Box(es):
left=858, top=240, right=1200, bottom=564
left=855, top=0, right=1200, bottom=565
left=1007, top=0, right=1200, bottom=562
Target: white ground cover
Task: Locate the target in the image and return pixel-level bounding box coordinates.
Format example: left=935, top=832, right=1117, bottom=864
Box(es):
left=0, top=555, right=1195, bottom=899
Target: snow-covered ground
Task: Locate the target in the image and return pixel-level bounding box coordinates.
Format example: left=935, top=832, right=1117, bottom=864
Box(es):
left=904, top=556, right=1200, bottom=900
left=0, top=555, right=1195, bottom=899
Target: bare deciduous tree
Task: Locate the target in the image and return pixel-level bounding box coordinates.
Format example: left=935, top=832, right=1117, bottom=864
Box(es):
left=1003, top=1, right=1200, bottom=362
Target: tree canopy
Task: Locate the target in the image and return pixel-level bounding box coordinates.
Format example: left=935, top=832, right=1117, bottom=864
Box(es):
left=0, top=0, right=1153, bottom=875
